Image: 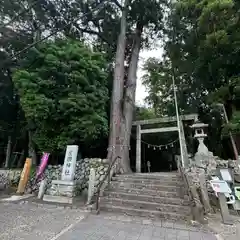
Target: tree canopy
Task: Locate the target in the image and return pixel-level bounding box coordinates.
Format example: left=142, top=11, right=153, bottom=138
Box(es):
left=1, top=0, right=239, bottom=167
left=0, top=0, right=170, bottom=167
left=142, top=0, right=240, bottom=157
left=13, top=39, right=109, bottom=152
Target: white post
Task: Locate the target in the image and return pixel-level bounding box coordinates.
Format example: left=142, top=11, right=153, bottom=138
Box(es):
left=38, top=180, right=46, bottom=199
left=173, top=76, right=185, bottom=168
left=147, top=161, right=151, bottom=173
left=136, top=125, right=141, bottom=173
left=87, top=168, right=96, bottom=204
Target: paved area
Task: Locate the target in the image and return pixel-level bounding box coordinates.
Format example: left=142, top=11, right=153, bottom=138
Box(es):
left=59, top=214, right=217, bottom=240
left=0, top=201, right=217, bottom=240
left=207, top=213, right=240, bottom=240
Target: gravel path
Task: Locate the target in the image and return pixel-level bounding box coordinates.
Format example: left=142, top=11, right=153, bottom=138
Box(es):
left=0, top=202, right=87, bottom=240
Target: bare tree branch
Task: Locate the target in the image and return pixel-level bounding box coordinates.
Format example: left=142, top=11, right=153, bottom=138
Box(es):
left=112, top=0, right=123, bottom=10
left=73, top=23, right=113, bottom=46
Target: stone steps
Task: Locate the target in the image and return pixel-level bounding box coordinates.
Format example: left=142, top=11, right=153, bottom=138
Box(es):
left=108, top=186, right=181, bottom=198
left=102, top=198, right=191, bottom=215
left=110, top=181, right=182, bottom=192
left=100, top=172, right=192, bottom=221
left=101, top=205, right=189, bottom=221
left=104, top=191, right=189, bottom=206
left=115, top=173, right=180, bottom=181
left=112, top=176, right=182, bottom=186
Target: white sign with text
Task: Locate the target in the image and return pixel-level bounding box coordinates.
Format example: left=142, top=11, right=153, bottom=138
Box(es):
left=61, top=145, right=79, bottom=181
left=220, top=169, right=232, bottom=182
left=210, top=180, right=231, bottom=194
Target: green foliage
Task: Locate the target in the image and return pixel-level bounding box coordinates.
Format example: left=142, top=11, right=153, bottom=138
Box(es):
left=222, top=110, right=240, bottom=136
left=0, top=0, right=170, bottom=166
left=142, top=57, right=196, bottom=117
left=172, top=0, right=239, bottom=121
left=142, top=58, right=174, bottom=117
left=141, top=0, right=240, bottom=157
left=13, top=40, right=109, bottom=152
left=134, top=106, right=156, bottom=120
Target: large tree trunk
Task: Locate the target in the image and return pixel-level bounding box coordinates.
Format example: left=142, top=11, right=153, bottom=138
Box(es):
left=17, top=150, right=26, bottom=168
left=107, top=0, right=129, bottom=167
left=120, top=23, right=143, bottom=172
left=5, top=135, right=12, bottom=168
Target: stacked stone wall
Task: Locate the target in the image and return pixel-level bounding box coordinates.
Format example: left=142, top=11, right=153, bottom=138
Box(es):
left=0, top=158, right=109, bottom=195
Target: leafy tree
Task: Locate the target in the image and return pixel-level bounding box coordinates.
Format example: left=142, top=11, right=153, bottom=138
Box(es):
left=0, top=0, right=122, bottom=166
left=0, top=0, right=67, bottom=166
left=0, top=0, right=206, bottom=169
left=142, top=0, right=240, bottom=157
left=134, top=106, right=156, bottom=120
left=13, top=39, right=109, bottom=154
left=142, top=58, right=174, bottom=116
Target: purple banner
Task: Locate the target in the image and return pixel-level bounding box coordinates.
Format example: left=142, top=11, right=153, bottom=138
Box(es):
left=36, top=152, right=50, bottom=179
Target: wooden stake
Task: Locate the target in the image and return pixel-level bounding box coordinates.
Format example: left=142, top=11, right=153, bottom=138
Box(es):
left=17, top=158, right=32, bottom=194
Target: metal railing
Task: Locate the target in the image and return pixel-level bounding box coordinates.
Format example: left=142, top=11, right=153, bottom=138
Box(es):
left=94, top=156, right=121, bottom=213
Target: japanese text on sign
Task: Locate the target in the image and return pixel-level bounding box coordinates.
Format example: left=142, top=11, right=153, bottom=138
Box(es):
left=67, top=150, right=72, bottom=162
left=65, top=169, right=70, bottom=175
left=61, top=145, right=78, bottom=181
left=64, top=150, right=73, bottom=175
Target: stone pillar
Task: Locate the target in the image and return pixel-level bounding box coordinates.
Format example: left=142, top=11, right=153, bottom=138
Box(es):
left=136, top=125, right=141, bottom=173
left=43, top=145, right=79, bottom=204
left=87, top=168, right=96, bottom=204
left=199, top=171, right=212, bottom=213
left=62, top=145, right=78, bottom=181
left=38, top=179, right=46, bottom=199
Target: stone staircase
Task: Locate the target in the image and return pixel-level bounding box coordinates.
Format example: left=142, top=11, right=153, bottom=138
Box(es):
left=100, top=172, right=192, bottom=221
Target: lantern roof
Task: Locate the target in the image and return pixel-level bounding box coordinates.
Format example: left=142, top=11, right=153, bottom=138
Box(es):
left=191, top=121, right=208, bottom=129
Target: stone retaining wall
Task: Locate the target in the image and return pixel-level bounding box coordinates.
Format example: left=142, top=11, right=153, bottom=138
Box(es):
left=30, top=158, right=109, bottom=195
left=187, top=158, right=240, bottom=187
left=0, top=169, right=21, bottom=189
left=0, top=158, right=109, bottom=195
left=186, top=157, right=240, bottom=209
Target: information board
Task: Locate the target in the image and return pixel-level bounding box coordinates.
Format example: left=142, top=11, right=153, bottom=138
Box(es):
left=210, top=180, right=231, bottom=194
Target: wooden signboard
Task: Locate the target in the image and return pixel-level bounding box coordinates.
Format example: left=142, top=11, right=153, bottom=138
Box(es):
left=17, top=158, right=32, bottom=194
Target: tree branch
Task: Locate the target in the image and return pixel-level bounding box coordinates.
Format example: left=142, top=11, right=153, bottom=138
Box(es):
left=73, top=24, right=113, bottom=46
left=112, top=0, right=123, bottom=10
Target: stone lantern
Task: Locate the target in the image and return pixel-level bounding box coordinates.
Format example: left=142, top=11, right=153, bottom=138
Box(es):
left=191, top=121, right=212, bottom=167
left=191, top=121, right=209, bottom=155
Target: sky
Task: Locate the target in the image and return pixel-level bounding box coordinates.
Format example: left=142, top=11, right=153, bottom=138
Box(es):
left=135, top=47, right=164, bottom=106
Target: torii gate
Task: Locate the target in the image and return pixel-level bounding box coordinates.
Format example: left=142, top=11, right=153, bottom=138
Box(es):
left=132, top=114, right=198, bottom=173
